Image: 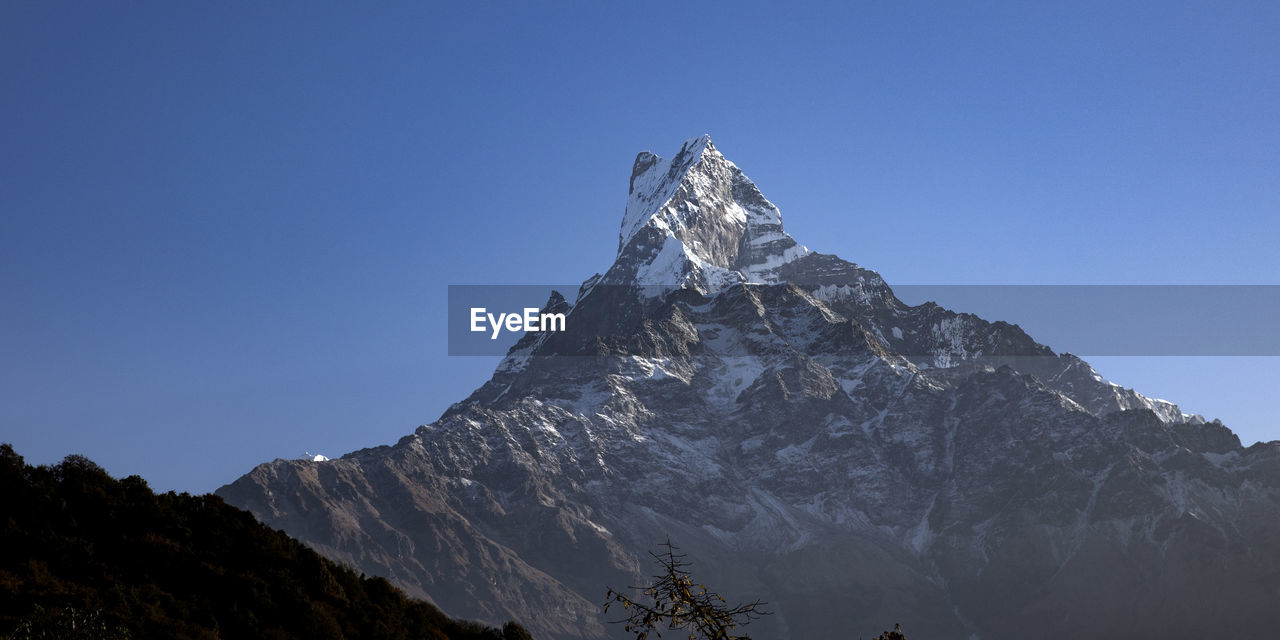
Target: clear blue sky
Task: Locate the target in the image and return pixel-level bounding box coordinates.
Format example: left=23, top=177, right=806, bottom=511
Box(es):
left=2, top=2, right=1277, bottom=493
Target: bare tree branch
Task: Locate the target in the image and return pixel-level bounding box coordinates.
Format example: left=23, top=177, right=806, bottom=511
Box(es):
left=604, top=539, right=769, bottom=640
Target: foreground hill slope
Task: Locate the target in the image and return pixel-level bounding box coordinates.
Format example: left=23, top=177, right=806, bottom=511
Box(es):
left=221, top=137, right=1280, bottom=639
left=0, top=444, right=531, bottom=640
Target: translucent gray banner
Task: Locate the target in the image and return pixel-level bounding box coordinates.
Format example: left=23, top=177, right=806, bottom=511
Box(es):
left=447, top=284, right=1280, bottom=356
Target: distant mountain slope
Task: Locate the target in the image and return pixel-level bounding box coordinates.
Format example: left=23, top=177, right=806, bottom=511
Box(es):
left=221, top=137, right=1280, bottom=640
left=0, top=444, right=533, bottom=640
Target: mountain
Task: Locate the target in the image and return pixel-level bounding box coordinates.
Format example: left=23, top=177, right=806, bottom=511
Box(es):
left=0, top=444, right=533, bottom=640
left=218, top=136, right=1280, bottom=639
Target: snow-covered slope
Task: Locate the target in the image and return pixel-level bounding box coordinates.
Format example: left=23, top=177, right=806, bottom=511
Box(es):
left=609, top=135, right=810, bottom=294
left=219, top=138, right=1280, bottom=640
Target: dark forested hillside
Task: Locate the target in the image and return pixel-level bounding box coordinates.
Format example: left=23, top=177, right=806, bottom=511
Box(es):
left=0, top=444, right=532, bottom=640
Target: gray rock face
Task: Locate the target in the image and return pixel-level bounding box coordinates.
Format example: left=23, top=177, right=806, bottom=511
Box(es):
left=218, top=138, right=1280, bottom=639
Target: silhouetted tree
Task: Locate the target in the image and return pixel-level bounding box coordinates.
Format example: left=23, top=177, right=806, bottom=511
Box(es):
left=871, top=623, right=907, bottom=640
left=604, top=540, right=768, bottom=640
left=502, top=620, right=535, bottom=640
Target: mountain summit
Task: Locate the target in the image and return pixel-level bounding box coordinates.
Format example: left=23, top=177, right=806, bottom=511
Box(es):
left=611, top=135, right=809, bottom=294
left=220, top=139, right=1280, bottom=640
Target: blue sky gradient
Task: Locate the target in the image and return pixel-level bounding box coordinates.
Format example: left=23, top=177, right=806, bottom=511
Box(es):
left=2, top=2, right=1277, bottom=492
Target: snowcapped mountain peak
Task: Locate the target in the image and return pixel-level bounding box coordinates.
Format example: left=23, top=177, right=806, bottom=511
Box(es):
left=612, top=137, right=810, bottom=295
left=621, top=134, right=718, bottom=251
left=221, top=136, right=1280, bottom=640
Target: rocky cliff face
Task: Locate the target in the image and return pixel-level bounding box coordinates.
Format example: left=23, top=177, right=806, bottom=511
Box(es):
left=218, top=137, right=1280, bottom=639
